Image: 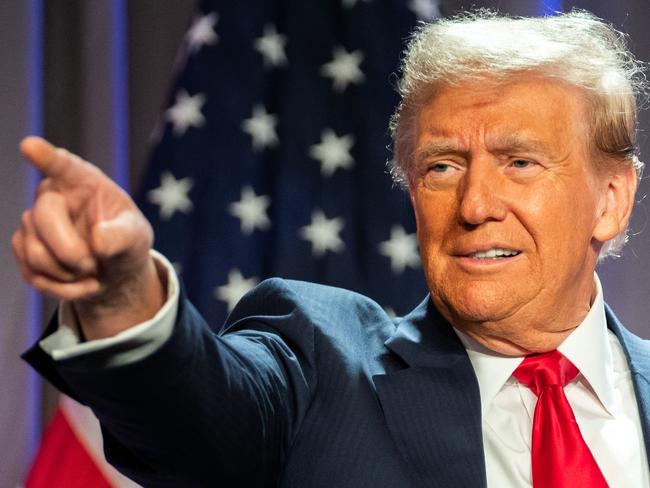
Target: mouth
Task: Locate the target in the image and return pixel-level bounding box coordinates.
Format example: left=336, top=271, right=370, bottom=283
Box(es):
left=465, top=248, right=521, bottom=260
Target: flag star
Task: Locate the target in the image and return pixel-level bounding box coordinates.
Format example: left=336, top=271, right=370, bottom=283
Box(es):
left=320, top=47, right=365, bottom=92
left=254, top=24, right=288, bottom=68
left=241, top=104, right=279, bottom=150
left=166, top=90, right=206, bottom=136
left=215, top=269, right=259, bottom=312
left=228, top=186, right=271, bottom=235
left=186, top=12, right=219, bottom=53
left=300, top=210, right=345, bottom=257
left=408, top=0, right=441, bottom=20
left=378, top=225, right=420, bottom=273
left=309, top=129, right=355, bottom=177
left=147, top=171, right=194, bottom=220
left=341, top=0, right=372, bottom=9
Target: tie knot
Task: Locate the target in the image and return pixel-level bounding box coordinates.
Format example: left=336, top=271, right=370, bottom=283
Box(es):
left=512, top=350, right=579, bottom=396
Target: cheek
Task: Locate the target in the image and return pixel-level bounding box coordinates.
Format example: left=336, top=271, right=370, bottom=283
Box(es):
left=414, top=198, right=456, bottom=253
left=516, top=181, right=599, bottom=267
left=413, top=196, right=460, bottom=288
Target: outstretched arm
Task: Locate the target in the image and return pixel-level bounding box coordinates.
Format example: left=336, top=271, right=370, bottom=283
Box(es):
left=16, top=139, right=317, bottom=485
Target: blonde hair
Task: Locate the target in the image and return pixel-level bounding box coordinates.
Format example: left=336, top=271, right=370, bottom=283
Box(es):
left=390, top=9, right=647, bottom=258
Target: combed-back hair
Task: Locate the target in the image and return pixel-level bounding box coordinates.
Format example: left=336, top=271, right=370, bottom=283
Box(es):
left=389, top=9, right=648, bottom=258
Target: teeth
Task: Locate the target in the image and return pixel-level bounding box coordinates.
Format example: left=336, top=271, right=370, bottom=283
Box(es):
left=470, top=248, right=520, bottom=259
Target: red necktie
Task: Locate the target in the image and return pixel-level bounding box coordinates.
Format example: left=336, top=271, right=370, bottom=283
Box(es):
left=512, top=350, right=609, bottom=487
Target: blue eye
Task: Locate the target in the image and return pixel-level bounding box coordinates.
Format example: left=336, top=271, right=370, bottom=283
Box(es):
left=512, top=159, right=531, bottom=169
left=431, top=163, right=449, bottom=173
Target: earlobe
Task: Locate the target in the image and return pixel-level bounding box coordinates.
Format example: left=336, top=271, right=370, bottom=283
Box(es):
left=592, top=166, right=637, bottom=242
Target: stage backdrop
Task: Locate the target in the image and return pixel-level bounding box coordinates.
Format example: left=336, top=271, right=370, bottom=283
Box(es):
left=2, top=1, right=650, bottom=486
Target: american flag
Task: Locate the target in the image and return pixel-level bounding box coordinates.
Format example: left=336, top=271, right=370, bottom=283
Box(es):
left=136, top=0, right=441, bottom=329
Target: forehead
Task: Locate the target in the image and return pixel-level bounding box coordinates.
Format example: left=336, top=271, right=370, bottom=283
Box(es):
left=414, top=75, right=590, bottom=154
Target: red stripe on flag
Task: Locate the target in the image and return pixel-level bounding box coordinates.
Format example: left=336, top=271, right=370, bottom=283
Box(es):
left=25, top=407, right=112, bottom=488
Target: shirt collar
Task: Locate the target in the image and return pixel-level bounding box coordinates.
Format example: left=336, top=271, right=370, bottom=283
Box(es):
left=454, top=274, right=615, bottom=418
left=557, top=274, right=615, bottom=415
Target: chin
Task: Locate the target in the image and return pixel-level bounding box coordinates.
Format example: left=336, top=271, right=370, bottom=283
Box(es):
left=432, top=279, right=533, bottom=325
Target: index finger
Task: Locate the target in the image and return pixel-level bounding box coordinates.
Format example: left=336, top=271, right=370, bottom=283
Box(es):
left=20, top=136, right=92, bottom=184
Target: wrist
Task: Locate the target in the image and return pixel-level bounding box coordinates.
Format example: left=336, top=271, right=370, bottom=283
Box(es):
left=75, top=256, right=166, bottom=340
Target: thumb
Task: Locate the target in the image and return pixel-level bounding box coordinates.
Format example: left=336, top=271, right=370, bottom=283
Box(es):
left=91, top=210, right=153, bottom=260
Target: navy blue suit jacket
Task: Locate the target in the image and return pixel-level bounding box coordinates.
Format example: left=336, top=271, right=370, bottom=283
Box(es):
left=23, top=278, right=650, bottom=487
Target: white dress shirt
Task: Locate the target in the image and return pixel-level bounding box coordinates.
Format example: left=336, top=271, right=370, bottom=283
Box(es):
left=456, top=275, right=650, bottom=487
left=41, top=253, right=650, bottom=487
left=40, top=250, right=179, bottom=366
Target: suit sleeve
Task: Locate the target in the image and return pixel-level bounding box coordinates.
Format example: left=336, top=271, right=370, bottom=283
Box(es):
left=22, top=278, right=317, bottom=488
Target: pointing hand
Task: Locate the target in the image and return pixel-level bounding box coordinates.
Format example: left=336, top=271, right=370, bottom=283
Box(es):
left=13, top=137, right=165, bottom=339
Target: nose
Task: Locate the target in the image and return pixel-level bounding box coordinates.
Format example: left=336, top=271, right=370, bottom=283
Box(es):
left=457, top=158, right=508, bottom=226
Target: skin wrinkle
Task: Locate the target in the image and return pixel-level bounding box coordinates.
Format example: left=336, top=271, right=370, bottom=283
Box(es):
left=412, top=135, right=573, bottom=181
left=401, top=72, right=625, bottom=183
left=407, top=75, right=636, bottom=355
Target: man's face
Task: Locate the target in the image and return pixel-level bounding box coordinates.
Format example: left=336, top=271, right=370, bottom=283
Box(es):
left=408, top=75, right=628, bottom=354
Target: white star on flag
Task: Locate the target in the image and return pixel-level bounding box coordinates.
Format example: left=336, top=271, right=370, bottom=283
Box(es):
left=341, top=0, right=373, bottom=9
left=165, top=90, right=206, bottom=136
left=241, top=104, right=279, bottom=151
left=147, top=171, right=194, bottom=220
left=215, top=269, right=259, bottom=312
left=228, top=186, right=271, bottom=235
left=254, top=24, right=288, bottom=68
left=186, top=12, right=219, bottom=53
left=378, top=225, right=420, bottom=273
left=320, top=47, right=365, bottom=92
left=408, top=0, right=441, bottom=20
left=300, top=210, right=345, bottom=257
left=309, top=129, right=355, bottom=177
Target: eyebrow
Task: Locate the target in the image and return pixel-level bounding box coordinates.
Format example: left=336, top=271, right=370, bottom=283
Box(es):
left=412, top=140, right=468, bottom=165
left=412, top=134, right=553, bottom=164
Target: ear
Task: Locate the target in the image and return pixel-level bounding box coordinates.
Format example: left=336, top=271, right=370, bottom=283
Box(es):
left=592, top=165, right=637, bottom=242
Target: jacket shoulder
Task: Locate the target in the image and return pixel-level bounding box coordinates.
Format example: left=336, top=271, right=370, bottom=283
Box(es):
left=606, top=303, right=650, bottom=373
left=224, top=277, right=398, bottom=349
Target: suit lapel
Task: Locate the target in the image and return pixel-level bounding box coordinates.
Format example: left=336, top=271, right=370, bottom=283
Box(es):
left=374, top=298, right=487, bottom=488
left=606, top=304, right=650, bottom=468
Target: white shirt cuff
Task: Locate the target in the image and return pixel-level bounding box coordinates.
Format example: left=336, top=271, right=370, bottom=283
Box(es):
left=38, top=250, right=180, bottom=366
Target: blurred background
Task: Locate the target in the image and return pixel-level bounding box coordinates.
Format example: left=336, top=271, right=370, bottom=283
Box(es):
left=2, top=0, right=649, bottom=486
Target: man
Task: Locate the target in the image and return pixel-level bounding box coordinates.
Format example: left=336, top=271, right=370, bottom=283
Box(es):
left=15, top=10, right=650, bottom=488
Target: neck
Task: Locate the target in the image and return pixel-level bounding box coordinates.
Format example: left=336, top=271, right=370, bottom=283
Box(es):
left=440, top=280, right=597, bottom=357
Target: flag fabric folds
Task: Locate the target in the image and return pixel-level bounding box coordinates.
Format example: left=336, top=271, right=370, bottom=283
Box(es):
left=25, top=396, right=141, bottom=488
left=137, top=0, right=441, bottom=329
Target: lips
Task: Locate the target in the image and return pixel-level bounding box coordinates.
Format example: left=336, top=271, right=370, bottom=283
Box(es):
left=468, top=248, right=521, bottom=259
left=453, top=244, right=523, bottom=260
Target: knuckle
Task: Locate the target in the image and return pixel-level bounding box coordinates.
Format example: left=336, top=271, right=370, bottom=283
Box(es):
left=23, top=242, right=42, bottom=269
left=12, top=238, right=26, bottom=270
left=11, top=231, right=22, bottom=251
left=11, top=233, right=26, bottom=264
left=23, top=236, right=52, bottom=271
left=55, top=147, right=70, bottom=160
left=34, top=189, right=61, bottom=209
left=36, top=178, right=52, bottom=196
left=21, top=210, right=32, bottom=228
